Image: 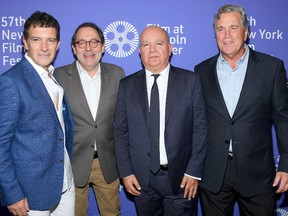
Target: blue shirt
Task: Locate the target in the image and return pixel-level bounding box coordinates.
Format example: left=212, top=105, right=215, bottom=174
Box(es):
left=216, top=45, right=250, bottom=153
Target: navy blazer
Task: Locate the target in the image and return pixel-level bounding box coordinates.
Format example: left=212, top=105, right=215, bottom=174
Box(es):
left=0, top=58, right=74, bottom=210
left=114, top=65, right=207, bottom=193
left=195, top=48, right=288, bottom=197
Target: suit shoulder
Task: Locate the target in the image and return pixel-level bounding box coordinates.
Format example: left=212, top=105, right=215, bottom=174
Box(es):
left=170, top=65, right=199, bottom=80
left=54, top=63, right=73, bottom=74
left=55, top=64, right=71, bottom=71
left=252, top=50, right=283, bottom=64
left=171, top=65, right=193, bottom=73
left=195, top=55, right=218, bottom=69
left=101, top=62, right=125, bottom=74
left=54, top=63, right=75, bottom=81
left=1, top=59, right=27, bottom=80
left=119, top=69, right=142, bottom=83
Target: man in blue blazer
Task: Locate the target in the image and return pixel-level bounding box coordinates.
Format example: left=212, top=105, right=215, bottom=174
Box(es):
left=194, top=5, right=288, bottom=216
left=0, top=12, right=74, bottom=216
left=114, top=26, right=207, bottom=216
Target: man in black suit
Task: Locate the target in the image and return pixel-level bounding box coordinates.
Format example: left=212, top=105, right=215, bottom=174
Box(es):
left=194, top=4, right=288, bottom=216
left=114, top=26, right=207, bottom=215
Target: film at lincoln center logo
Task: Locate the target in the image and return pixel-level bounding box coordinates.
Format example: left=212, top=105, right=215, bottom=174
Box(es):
left=104, top=21, right=139, bottom=58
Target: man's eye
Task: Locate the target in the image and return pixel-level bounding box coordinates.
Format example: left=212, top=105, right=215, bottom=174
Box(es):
left=217, top=28, right=224, bottom=32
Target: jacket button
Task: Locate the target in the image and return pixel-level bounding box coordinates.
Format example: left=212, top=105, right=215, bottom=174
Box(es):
left=94, top=124, right=97, bottom=128
left=231, top=121, right=235, bottom=125
left=225, top=140, right=230, bottom=144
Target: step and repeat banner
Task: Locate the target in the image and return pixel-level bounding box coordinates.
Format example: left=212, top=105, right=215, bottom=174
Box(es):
left=1, top=0, right=287, bottom=215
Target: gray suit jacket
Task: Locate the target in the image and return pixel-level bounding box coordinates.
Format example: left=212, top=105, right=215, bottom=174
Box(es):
left=54, top=61, right=125, bottom=186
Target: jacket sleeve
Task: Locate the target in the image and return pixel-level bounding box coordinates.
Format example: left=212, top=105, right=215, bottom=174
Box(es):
left=272, top=60, right=288, bottom=172
left=0, top=76, right=25, bottom=206
left=113, top=82, right=134, bottom=178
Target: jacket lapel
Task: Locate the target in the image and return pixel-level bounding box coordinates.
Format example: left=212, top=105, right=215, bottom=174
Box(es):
left=233, top=49, right=260, bottom=117
left=96, top=63, right=109, bottom=122
left=206, top=57, right=231, bottom=119
left=165, top=66, right=179, bottom=125
left=135, top=70, right=150, bottom=129
left=23, top=59, right=61, bottom=128
left=67, top=62, right=94, bottom=121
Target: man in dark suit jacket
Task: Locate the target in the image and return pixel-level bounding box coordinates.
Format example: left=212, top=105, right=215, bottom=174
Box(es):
left=54, top=22, right=124, bottom=216
left=194, top=4, right=288, bottom=216
left=0, top=12, right=74, bottom=216
left=114, top=26, right=207, bottom=216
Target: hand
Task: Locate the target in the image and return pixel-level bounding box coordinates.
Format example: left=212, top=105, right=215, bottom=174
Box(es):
left=122, top=174, right=141, bottom=196
left=273, top=171, right=288, bottom=193
left=180, top=175, right=199, bottom=200
left=7, top=198, right=29, bottom=216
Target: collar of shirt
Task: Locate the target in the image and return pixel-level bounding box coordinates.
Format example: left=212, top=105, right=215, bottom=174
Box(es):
left=24, top=53, right=55, bottom=77
left=218, top=44, right=250, bottom=71
left=76, top=61, right=101, bottom=79
left=145, top=64, right=170, bottom=83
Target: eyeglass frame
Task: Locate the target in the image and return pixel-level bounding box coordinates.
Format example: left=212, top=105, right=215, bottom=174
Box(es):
left=75, top=39, right=102, bottom=49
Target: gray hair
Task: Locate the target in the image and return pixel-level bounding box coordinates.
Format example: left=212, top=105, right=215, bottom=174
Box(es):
left=213, top=4, right=249, bottom=32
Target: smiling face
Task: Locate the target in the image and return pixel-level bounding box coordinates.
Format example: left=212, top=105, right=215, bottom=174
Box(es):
left=215, top=11, right=248, bottom=61
left=139, top=26, right=172, bottom=73
left=72, top=26, right=104, bottom=73
left=23, top=26, right=60, bottom=71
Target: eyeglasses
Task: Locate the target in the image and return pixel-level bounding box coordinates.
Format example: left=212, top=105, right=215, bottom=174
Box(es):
left=75, top=39, right=101, bottom=49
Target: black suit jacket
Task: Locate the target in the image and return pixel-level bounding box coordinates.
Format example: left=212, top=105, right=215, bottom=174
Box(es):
left=114, top=65, right=207, bottom=193
left=195, top=48, right=288, bottom=197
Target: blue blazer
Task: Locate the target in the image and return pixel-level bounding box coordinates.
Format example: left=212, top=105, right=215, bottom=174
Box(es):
left=114, top=65, right=207, bottom=193
left=0, top=58, right=74, bottom=210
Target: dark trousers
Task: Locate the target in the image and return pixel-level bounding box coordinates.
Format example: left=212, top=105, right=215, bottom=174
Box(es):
left=199, top=158, right=276, bottom=216
left=134, top=169, right=197, bottom=216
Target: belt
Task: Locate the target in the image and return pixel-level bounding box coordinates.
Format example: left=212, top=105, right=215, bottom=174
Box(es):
left=160, top=164, right=168, bottom=171
left=93, top=151, right=98, bottom=159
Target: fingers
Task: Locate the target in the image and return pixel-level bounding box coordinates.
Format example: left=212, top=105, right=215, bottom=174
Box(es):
left=123, top=175, right=142, bottom=196
left=181, top=176, right=199, bottom=200
left=185, top=185, right=198, bottom=200
left=274, top=172, right=288, bottom=193
left=8, top=199, right=29, bottom=216
left=276, top=183, right=288, bottom=193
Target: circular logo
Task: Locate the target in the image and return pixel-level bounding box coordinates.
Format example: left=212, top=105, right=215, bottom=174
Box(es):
left=276, top=209, right=288, bottom=216
left=104, top=21, right=139, bottom=58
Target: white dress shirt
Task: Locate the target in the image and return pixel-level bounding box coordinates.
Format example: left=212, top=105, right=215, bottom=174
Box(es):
left=76, top=61, right=101, bottom=151
left=146, top=65, right=169, bottom=165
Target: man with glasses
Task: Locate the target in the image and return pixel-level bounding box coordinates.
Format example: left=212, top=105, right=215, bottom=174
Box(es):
left=54, top=22, right=125, bottom=216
